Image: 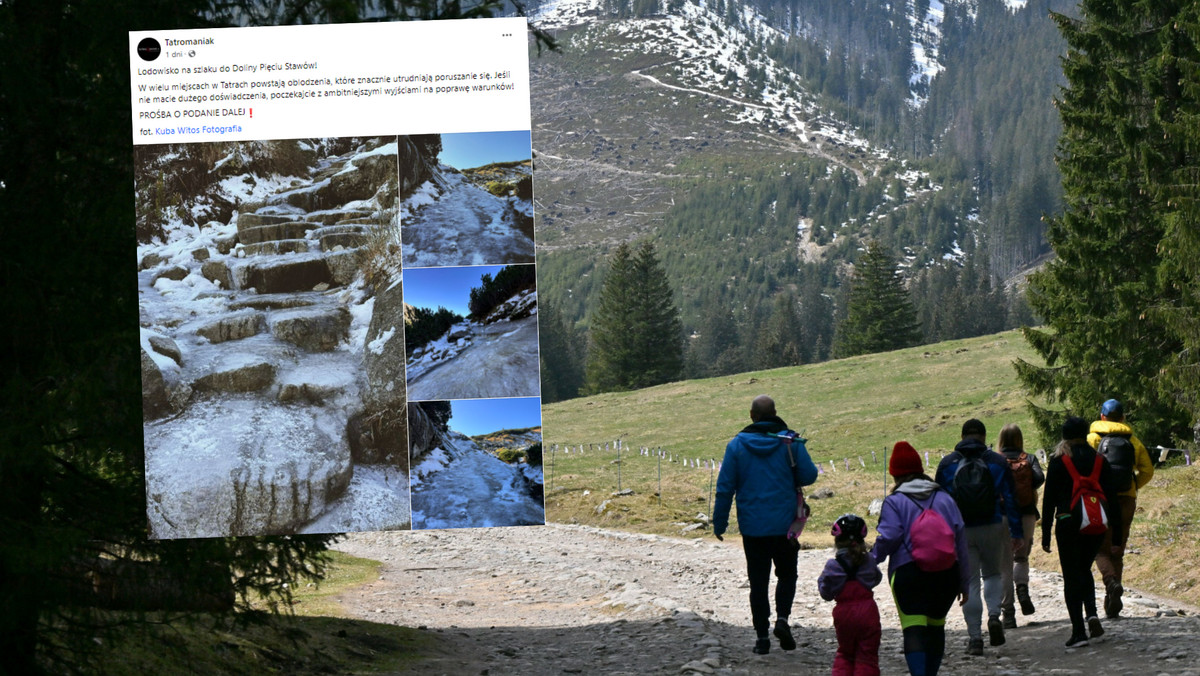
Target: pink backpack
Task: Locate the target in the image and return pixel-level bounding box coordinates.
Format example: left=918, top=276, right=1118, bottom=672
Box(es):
left=905, top=493, right=957, bottom=572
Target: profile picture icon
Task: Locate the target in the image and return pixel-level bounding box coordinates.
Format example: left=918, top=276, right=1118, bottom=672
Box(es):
left=137, top=38, right=161, bottom=62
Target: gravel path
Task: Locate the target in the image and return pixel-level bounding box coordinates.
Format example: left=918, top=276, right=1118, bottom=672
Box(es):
left=333, top=524, right=1200, bottom=675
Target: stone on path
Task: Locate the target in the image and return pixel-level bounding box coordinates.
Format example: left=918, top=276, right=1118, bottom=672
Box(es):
left=147, top=334, right=182, bottom=366
left=145, top=396, right=353, bottom=538
left=195, top=310, right=266, bottom=344
left=141, top=347, right=173, bottom=420
left=244, top=256, right=332, bottom=294
left=200, top=259, right=234, bottom=290
left=192, top=356, right=275, bottom=393
left=270, top=306, right=351, bottom=352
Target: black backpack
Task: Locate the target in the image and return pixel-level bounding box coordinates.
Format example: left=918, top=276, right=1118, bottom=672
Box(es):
left=951, top=453, right=997, bottom=522
left=1098, top=434, right=1136, bottom=492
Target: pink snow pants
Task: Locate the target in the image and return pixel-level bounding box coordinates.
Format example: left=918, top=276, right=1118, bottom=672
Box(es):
left=831, top=582, right=881, bottom=676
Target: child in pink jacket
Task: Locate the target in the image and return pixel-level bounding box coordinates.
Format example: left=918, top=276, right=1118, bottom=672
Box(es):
left=819, top=514, right=882, bottom=676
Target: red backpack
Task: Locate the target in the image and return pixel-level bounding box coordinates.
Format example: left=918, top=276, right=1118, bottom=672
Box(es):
left=904, top=493, right=957, bottom=572
left=1062, top=454, right=1108, bottom=535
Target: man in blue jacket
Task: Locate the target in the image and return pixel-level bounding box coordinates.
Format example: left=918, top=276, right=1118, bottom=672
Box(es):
left=713, top=395, right=819, bottom=655
left=935, top=418, right=1024, bottom=657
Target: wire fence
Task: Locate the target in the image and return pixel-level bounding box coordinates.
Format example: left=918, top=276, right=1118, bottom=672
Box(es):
left=543, top=439, right=1195, bottom=529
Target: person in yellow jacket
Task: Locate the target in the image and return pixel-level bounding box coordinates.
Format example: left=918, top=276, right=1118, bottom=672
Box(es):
left=1088, top=398, right=1154, bottom=619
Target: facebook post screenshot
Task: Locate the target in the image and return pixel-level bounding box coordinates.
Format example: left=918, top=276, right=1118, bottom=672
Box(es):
left=130, top=18, right=543, bottom=539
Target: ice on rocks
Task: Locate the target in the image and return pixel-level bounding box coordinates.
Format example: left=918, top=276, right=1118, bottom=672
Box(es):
left=145, top=396, right=354, bottom=538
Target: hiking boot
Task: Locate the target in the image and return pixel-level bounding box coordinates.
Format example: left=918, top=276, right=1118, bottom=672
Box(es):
left=1016, top=583, right=1035, bottom=615
left=988, top=616, right=1006, bottom=646
left=1065, top=632, right=1089, bottom=648
left=1002, top=607, right=1017, bottom=629
left=1088, top=616, right=1104, bottom=639
left=752, top=637, right=770, bottom=655
left=773, top=620, right=796, bottom=651
left=1104, top=579, right=1124, bottom=619
left=966, top=638, right=984, bottom=655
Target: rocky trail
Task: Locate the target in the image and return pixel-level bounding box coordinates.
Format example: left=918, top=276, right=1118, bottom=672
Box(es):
left=333, top=524, right=1200, bottom=675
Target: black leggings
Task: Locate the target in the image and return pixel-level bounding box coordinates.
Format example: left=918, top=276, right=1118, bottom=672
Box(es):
left=1055, top=521, right=1104, bottom=634
left=742, top=534, right=798, bottom=635
left=890, top=562, right=959, bottom=676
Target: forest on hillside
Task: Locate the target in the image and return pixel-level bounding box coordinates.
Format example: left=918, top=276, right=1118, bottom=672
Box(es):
left=533, top=0, right=1067, bottom=399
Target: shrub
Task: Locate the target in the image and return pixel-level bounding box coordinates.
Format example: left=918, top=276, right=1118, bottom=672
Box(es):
left=525, top=443, right=543, bottom=467
left=496, top=447, right=525, bottom=464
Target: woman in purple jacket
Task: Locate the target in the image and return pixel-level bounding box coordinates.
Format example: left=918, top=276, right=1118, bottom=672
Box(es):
left=871, top=441, right=970, bottom=676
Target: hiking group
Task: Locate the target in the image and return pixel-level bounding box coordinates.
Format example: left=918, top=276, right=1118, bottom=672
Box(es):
left=712, top=395, right=1153, bottom=676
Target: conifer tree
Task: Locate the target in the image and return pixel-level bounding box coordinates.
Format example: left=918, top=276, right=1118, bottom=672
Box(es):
left=0, top=1, right=553, bottom=671
left=833, top=240, right=921, bottom=358
left=1015, top=0, right=1193, bottom=443
left=1149, top=3, right=1200, bottom=430
left=538, top=298, right=585, bottom=403
left=584, top=241, right=683, bottom=393
left=687, top=297, right=743, bottom=378
left=754, top=293, right=805, bottom=369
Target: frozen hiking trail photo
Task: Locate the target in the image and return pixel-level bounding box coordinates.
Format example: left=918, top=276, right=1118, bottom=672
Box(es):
left=406, top=314, right=541, bottom=401
left=409, top=426, right=544, bottom=530
left=402, top=171, right=535, bottom=268
left=138, top=137, right=422, bottom=538
left=332, top=524, right=1200, bottom=675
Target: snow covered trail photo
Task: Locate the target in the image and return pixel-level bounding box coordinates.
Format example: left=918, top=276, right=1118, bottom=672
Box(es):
left=407, top=315, right=541, bottom=401
left=136, top=137, right=425, bottom=538
left=402, top=171, right=535, bottom=268
left=409, top=425, right=544, bottom=529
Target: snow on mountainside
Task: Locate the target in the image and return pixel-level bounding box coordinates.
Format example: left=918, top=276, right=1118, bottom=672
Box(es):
left=530, top=0, right=965, bottom=260
left=536, top=0, right=875, bottom=152
left=538, top=0, right=1028, bottom=111
left=907, top=0, right=1028, bottom=107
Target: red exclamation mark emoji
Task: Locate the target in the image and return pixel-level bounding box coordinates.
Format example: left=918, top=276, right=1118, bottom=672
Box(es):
left=249, top=108, right=253, bottom=118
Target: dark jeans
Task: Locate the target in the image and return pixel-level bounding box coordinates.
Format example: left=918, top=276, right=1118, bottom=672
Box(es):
left=1055, top=520, right=1104, bottom=634
left=741, top=534, right=798, bottom=636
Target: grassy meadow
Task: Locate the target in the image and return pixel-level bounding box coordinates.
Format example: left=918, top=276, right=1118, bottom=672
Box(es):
left=541, top=329, right=1200, bottom=607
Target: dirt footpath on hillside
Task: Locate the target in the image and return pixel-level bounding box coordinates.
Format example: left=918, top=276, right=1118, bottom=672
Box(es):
left=332, top=524, right=1200, bottom=675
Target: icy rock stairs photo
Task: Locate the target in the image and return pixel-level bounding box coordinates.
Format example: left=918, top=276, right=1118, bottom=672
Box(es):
left=140, top=142, right=403, bottom=538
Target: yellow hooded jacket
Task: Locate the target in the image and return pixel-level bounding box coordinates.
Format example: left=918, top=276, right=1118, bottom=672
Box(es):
left=1087, top=420, right=1154, bottom=498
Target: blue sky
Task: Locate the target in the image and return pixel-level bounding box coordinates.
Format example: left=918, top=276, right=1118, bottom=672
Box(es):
left=438, top=130, right=531, bottom=170
left=403, top=265, right=507, bottom=317
left=449, top=397, right=542, bottom=436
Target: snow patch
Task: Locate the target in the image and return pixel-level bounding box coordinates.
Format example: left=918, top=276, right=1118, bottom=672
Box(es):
left=367, top=327, right=396, bottom=355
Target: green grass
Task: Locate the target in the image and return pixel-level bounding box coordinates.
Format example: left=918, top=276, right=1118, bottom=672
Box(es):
left=91, top=614, right=429, bottom=676
left=542, top=330, right=1045, bottom=542
left=542, top=329, right=1200, bottom=610
left=543, top=330, right=1042, bottom=461
left=288, top=550, right=383, bottom=618
left=68, top=551, right=430, bottom=675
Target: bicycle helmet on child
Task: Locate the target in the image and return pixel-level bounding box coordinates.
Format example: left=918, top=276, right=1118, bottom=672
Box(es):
left=831, top=513, right=867, bottom=541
